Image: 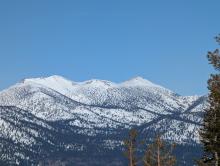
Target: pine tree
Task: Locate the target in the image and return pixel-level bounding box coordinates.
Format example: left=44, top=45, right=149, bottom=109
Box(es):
left=200, top=34, right=220, bottom=166
left=143, top=135, right=176, bottom=166
left=124, top=129, right=138, bottom=166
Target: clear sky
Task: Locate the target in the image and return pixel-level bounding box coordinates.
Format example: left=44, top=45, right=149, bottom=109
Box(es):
left=0, top=0, right=220, bottom=95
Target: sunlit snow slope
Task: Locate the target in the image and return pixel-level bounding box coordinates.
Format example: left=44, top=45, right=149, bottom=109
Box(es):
left=0, top=75, right=207, bottom=165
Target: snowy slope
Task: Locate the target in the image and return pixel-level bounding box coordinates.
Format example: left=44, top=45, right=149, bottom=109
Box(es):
left=11, top=75, right=200, bottom=112
left=0, top=75, right=207, bottom=165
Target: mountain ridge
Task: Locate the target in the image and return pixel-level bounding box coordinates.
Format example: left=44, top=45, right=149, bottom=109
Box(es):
left=0, top=75, right=207, bottom=165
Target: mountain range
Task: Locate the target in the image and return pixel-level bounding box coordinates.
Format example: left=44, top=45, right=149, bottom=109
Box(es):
left=0, top=75, right=207, bottom=165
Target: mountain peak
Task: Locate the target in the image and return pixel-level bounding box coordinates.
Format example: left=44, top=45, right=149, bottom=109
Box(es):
left=23, top=75, right=68, bottom=83
left=18, top=75, right=165, bottom=93
left=47, top=75, right=66, bottom=80
left=130, top=76, right=149, bottom=82
left=121, top=76, right=159, bottom=87
left=21, top=75, right=76, bottom=94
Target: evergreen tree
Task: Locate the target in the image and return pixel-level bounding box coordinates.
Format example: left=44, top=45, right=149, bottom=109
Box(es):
left=124, top=129, right=138, bottom=166
left=200, top=34, right=220, bottom=166
left=143, top=135, right=176, bottom=166
left=124, top=130, right=176, bottom=166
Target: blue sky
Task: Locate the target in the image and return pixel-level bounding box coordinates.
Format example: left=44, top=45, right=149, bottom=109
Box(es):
left=0, top=0, right=220, bottom=95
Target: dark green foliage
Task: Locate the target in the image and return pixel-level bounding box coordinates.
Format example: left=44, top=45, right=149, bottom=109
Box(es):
left=200, top=35, right=220, bottom=166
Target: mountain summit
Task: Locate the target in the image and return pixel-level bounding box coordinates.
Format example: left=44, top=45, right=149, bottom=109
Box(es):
left=22, top=75, right=160, bottom=89
left=121, top=76, right=159, bottom=87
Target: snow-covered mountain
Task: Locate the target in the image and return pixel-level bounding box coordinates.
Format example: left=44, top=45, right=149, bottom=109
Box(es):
left=0, top=75, right=207, bottom=165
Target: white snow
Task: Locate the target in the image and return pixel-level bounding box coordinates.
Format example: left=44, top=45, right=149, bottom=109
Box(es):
left=0, top=75, right=207, bottom=144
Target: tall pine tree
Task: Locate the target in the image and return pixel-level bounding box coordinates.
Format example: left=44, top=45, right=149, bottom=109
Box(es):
left=143, top=135, right=176, bottom=166
left=124, top=129, right=138, bottom=166
left=200, top=35, right=220, bottom=166
left=124, top=130, right=176, bottom=166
